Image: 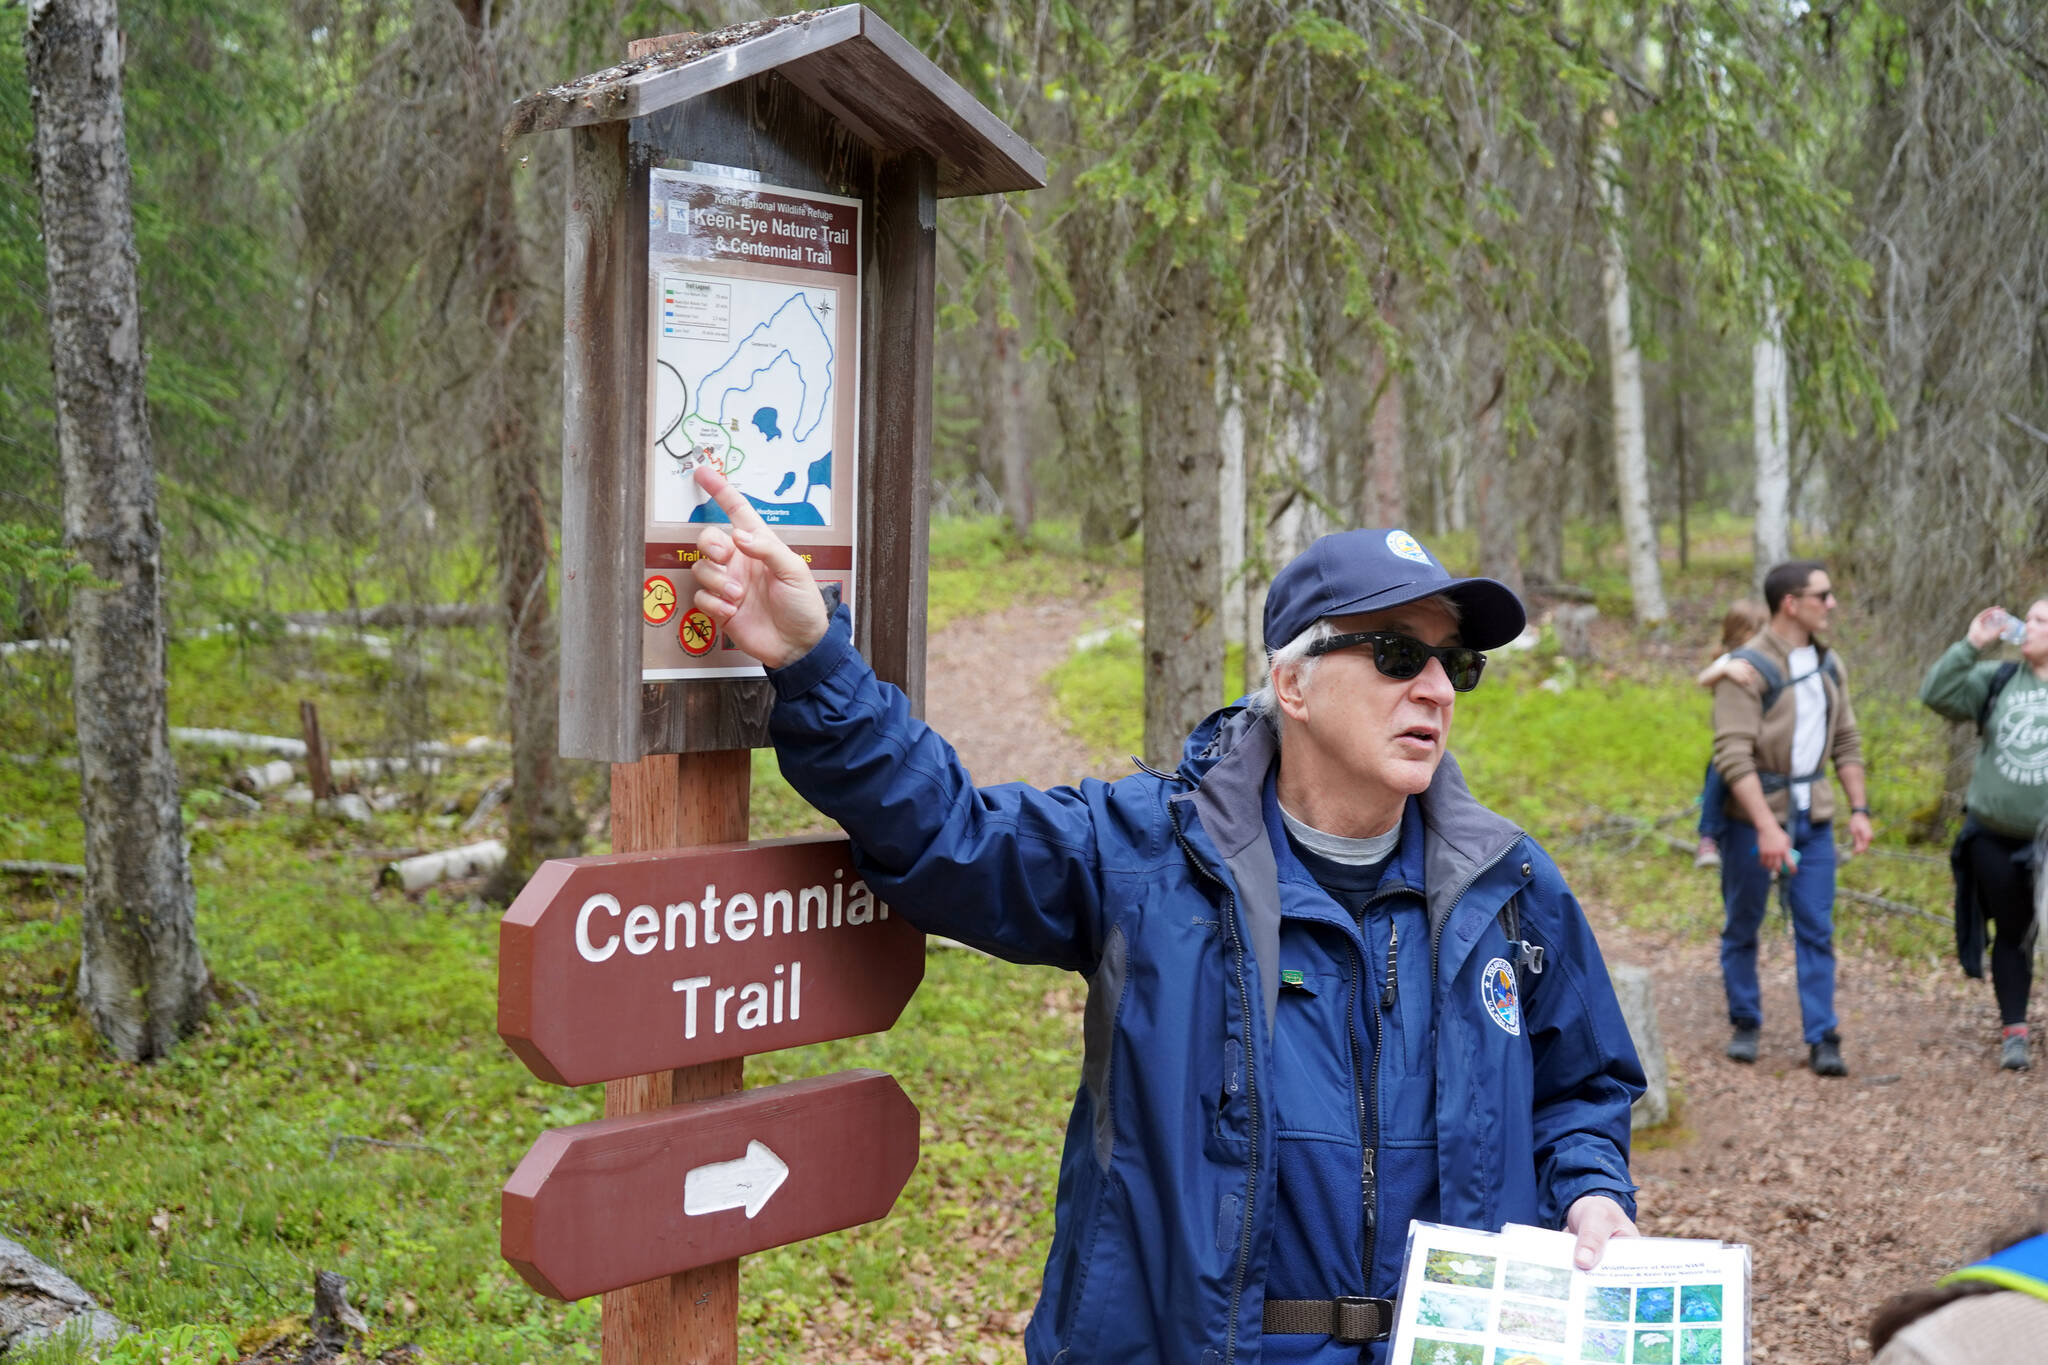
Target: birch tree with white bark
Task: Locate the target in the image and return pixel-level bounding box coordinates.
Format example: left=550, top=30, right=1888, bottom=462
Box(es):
left=1751, top=284, right=1791, bottom=576
left=28, top=0, right=210, bottom=1059
left=1595, top=117, right=1668, bottom=624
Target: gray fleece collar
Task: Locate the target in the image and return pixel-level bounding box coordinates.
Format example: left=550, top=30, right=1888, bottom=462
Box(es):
left=1172, top=715, right=1526, bottom=1032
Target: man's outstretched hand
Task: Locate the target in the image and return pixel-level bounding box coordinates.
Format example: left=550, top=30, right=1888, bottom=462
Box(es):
left=688, top=465, right=830, bottom=669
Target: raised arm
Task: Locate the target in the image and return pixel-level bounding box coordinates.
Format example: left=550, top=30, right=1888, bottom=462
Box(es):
left=1919, top=608, right=2008, bottom=723
left=687, top=465, right=1116, bottom=973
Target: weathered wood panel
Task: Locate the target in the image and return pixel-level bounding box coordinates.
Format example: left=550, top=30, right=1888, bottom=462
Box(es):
left=558, top=122, right=648, bottom=762
left=632, top=75, right=878, bottom=757
left=782, top=18, right=1039, bottom=199
left=599, top=751, right=749, bottom=1365
left=505, top=6, right=1044, bottom=198
left=856, top=152, right=937, bottom=718
left=633, top=75, right=869, bottom=198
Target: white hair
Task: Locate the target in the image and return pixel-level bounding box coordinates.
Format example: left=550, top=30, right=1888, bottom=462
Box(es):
left=1247, top=595, right=1466, bottom=731
left=1248, top=620, right=1339, bottom=724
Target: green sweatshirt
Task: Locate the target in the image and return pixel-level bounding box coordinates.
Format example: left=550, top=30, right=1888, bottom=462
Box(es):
left=1919, top=639, right=2048, bottom=839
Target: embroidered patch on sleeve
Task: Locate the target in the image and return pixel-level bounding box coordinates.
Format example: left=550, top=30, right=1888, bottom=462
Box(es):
left=1481, top=956, right=1521, bottom=1036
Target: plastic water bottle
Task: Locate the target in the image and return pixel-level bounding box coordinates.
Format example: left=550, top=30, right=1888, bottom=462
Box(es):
left=1777, top=845, right=1802, bottom=883
left=1998, top=610, right=2029, bottom=646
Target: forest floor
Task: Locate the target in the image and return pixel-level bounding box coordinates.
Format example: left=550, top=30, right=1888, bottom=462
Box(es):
left=923, top=593, right=2044, bottom=1365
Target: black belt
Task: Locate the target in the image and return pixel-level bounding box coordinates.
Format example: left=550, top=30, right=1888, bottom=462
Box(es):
left=1262, top=1296, right=1395, bottom=1344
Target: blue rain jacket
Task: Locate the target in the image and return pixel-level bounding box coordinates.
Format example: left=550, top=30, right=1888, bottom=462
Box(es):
left=768, top=608, right=1643, bottom=1365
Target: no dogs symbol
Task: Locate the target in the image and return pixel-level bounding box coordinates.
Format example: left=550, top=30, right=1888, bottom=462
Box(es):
left=679, top=609, right=717, bottom=656
left=643, top=575, right=678, bottom=627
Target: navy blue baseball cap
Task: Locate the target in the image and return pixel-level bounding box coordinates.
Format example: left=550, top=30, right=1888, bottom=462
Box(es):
left=1263, top=529, right=1527, bottom=651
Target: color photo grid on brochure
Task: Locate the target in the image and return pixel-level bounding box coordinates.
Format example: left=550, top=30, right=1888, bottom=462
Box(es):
left=1391, top=1223, right=1749, bottom=1365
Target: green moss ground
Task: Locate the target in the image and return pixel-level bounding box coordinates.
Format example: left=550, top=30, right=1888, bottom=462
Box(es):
left=1, top=515, right=1958, bottom=1364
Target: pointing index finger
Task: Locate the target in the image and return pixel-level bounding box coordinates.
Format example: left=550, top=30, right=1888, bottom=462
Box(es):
left=690, top=462, right=812, bottom=583
left=692, top=464, right=770, bottom=536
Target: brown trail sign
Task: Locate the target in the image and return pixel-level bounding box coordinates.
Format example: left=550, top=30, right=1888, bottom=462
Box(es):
left=499, top=834, right=924, bottom=1086
left=506, top=7, right=1041, bottom=1361
left=502, top=1069, right=919, bottom=1301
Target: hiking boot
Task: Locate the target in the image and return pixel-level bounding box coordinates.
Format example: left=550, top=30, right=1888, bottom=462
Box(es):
left=1809, top=1036, right=1847, bottom=1077
left=1694, top=838, right=1721, bottom=869
left=2002, top=1032, right=2031, bottom=1071
left=1726, top=1025, right=1760, bottom=1064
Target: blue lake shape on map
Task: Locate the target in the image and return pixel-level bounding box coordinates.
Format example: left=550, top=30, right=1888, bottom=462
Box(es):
left=685, top=294, right=836, bottom=524
left=690, top=489, right=826, bottom=527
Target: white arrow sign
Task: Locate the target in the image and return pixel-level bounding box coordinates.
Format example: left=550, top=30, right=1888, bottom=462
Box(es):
left=682, top=1139, right=790, bottom=1219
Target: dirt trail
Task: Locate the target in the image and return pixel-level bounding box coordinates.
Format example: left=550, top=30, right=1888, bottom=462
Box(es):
left=924, top=598, right=1133, bottom=789
left=923, top=598, right=2045, bottom=1365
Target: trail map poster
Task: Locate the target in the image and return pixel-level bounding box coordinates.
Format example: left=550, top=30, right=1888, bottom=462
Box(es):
left=642, top=169, right=861, bottom=680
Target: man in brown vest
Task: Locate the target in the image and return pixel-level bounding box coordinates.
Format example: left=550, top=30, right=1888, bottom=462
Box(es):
left=1710, top=560, right=1873, bottom=1077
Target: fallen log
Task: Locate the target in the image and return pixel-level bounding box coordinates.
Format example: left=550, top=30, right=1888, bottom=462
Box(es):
left=381, top=839, right=506, bottom=893
left=460, top=776, right=514, bottom=834
left=1, top=860, right=85, bottom=880
left=173, top=727, right=307, bottom=758
left=328, top=755, right=443, bottom=783
left=238, top=759, right=298, bottom=794
left=286, top=603, right=493, bottom=630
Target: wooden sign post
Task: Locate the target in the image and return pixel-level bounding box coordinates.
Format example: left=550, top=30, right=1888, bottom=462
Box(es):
left=504, top=9, right=1042, bottom=1364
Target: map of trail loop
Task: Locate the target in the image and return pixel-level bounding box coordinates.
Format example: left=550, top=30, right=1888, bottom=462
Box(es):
left=653, top=277, right=838, bottom=529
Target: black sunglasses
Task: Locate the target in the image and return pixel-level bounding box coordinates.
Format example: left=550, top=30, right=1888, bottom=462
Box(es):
left=1304, top=630, right=1487, bottom=692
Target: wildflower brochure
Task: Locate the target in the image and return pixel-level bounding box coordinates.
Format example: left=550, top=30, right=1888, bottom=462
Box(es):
left=1391, top=1220, right=1750, bottom=1365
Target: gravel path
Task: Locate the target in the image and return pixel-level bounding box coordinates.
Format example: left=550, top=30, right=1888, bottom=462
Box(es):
left=924, top=598, right=1134, bottom=789
left=1611, top=905, right=2043, bottom=1363
left=922, top=596, right=2044, bottom=1365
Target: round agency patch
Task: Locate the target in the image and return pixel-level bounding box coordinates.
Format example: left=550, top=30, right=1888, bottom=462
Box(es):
left=1386, top=530, right=1432, bottom=566
left=1480, top=957, right=1521, bottom=1036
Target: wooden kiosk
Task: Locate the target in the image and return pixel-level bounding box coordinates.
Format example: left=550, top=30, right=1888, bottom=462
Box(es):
left=509, top=5, right=1044, bottom=761
left=501, top=9, right=1043, bottom=1365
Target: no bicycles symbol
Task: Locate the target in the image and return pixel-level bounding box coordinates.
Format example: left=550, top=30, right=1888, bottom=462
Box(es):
left=679, top=608, right=717, bottom=656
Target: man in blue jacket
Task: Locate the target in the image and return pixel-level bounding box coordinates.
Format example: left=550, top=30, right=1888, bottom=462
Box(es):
left=688, top=468, right=1644, bottom=1365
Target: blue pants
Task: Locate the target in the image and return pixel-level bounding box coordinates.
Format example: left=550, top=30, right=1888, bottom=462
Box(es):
left=1697, top=762, right=1729, bottom=841
left=1719, top=809, right=1838, bottom=1043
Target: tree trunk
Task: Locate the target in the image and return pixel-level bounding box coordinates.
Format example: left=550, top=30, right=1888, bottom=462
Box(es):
left=1139, top=261, right=1223, bottom=768
left=462, top=0, right=580, bottom=902
left=1363, top=333, right=1405, bottom=527
left=1218, top=353, right=1247, bottom=653
left=29, top=0, right=209, bottom=1059
left=1525, top=416, right=1573, bottom=587
left=1596, top=124, right=1668, bottom=624
left=1469, top=347, right=1523, bottom=596
left=1751, top=284, right=1791, bottom=580
left=1266, top=324, right=1329, bottom=575
left=1673, top=381, right=1690, bottom=572
left=1052, top=213, right=1139, bottom=551
left=989, top=212, right=1034, bottom=538
left=1444, top=438, right=1471, bottom=534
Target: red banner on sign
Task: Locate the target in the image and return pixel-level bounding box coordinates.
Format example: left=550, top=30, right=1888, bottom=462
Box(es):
left=502, top=1070, right=920, bottom=1300
left=499, top=835, right=924, bottom=1086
